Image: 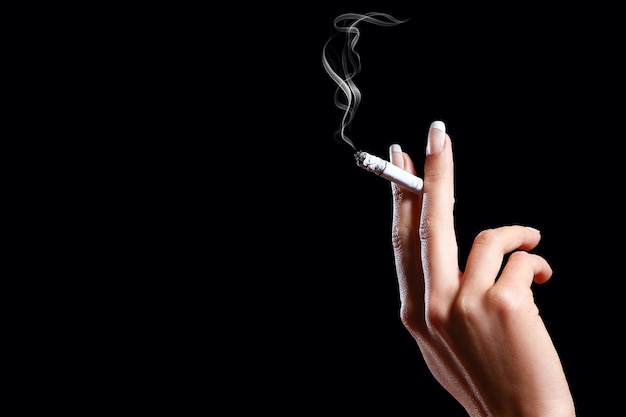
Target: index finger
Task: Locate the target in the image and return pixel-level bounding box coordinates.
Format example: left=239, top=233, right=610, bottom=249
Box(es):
left=420, top=121, right=460, bottom=300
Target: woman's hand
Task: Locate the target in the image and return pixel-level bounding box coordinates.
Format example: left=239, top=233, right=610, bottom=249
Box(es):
left=389, top=122, right=575, bottom=417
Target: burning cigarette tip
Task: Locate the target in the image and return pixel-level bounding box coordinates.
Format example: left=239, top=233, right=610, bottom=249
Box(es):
left=354, top=151, right=367, bottom=167
left=354, top=151, right=384, bottom=173
left=354, top=150, right=424, bottom=194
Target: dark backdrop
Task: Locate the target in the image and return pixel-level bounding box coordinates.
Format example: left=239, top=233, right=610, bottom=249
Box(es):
left=117, top=3, right=624, bottom=415
left=219, top=4, right=625, bottom=416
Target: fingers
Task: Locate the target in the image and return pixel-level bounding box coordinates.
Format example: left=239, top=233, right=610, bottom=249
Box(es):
left=389, top=144, right=423, bottom=303
left=462, top=226, right=546, bottom=292
left=419, top=121, right=459, bottom=298
left=497, top=250, right=553, bottom=292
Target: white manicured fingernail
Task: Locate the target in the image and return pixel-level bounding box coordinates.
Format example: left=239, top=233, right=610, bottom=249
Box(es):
left=426, top=121, right=446, bottom=155
left=389, top=143, right=403, bottom=166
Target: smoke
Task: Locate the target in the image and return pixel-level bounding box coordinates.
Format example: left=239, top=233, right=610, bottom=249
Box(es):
left=322, top=12, right=409, bottom=150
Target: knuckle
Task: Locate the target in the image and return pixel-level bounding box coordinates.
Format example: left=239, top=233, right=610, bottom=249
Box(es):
left=451, top=294, right=480, bottom=323
left=485, top=286, right=526, bottom=315
left=391, top=223, right=412, bottom=251
left=391, top=185, right=404, bottom=204
left=508, top=250, right=530, bottom=263
left=419, top=214, right=447, bottom=241
left=472, top=228, right=499, bottom=247
left=424, top=297, right=449, bottom=330
left=425, top=165, right=449, bottom=183
left=400, top=302, right=423, bottom=334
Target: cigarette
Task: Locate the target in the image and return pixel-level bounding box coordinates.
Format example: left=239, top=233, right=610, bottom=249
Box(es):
left=354, top=150, right=424, bottom=194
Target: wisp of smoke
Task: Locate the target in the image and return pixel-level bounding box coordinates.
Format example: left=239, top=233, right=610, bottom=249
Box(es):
left=322, top=12, right=409, bottom=150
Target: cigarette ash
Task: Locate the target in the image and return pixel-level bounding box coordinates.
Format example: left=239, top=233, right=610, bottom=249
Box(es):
left=354, top=151, right=385, bottom=174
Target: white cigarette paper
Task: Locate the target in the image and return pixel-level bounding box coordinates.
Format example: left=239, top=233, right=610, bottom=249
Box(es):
left=354, top=151, right=424, bottom=194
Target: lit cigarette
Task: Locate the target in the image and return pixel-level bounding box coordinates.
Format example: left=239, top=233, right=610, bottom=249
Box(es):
left=354, top=150, right=424, bottom=194
left=353, top=121, right=446, bottom=194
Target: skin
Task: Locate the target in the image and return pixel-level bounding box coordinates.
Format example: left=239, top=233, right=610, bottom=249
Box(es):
left=389, top=124, right=576, bottom=417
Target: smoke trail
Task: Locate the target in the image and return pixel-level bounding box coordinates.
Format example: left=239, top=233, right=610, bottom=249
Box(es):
left=322, top=12, right=409, bottom=150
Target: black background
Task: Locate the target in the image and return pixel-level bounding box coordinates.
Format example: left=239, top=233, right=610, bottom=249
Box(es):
left=210, top=4, right=624, bottom=416
left=96, top=2, right=625, bottom=415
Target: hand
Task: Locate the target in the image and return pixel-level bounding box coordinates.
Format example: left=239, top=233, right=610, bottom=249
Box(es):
left=389, top=122, right=575, bottom=417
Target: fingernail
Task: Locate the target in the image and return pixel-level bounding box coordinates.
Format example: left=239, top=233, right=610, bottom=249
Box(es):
left=389, top=143, right=402, bottom=166
left=525, top=226, right=541, bottom=233
left=426, top=121, right=446, bottom=155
